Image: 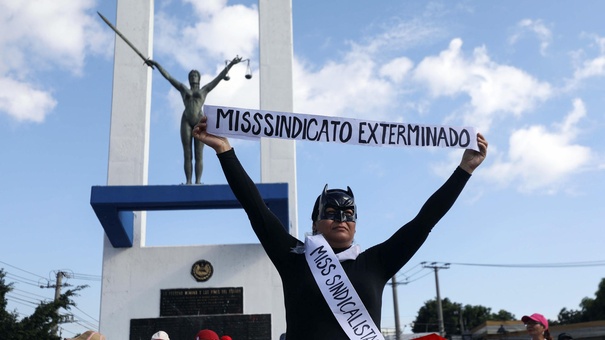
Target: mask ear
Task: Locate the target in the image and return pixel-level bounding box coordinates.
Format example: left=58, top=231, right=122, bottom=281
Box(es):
left=346, top=186, right=354, bottom=198
left=320, top=184, right=329, bottom=202
left=315, top=184, right=329, bottom=222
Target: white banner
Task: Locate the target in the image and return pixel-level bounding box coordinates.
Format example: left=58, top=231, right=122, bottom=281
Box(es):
left=205, top=105, right=479, bottom=151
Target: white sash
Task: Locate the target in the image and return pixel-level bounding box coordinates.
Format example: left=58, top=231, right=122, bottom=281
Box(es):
left=305, top=235, right=385, bottom=340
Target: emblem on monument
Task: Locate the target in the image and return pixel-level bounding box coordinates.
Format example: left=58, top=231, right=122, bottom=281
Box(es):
left=191, top=260, right=214, bottom=282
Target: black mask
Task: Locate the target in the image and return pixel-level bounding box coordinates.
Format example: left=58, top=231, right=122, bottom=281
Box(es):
left=315, top=184, right=357, bottom=222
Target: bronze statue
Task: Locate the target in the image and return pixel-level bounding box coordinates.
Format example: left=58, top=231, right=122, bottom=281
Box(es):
left=145, top=56, right=242, bottom=184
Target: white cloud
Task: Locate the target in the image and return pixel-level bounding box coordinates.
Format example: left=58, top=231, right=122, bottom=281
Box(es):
left=0, top=0, right=109, bottom=74
left=379, top=57, right=414, bottom=84
left=413, top=38, right=552, bottom=132
left=356, top=17, right=443, bottom=55
left=561, top=35, right=605, bottom=92
left=151, top=1, right=260, bottom=125
left=485, top=98, right=592, bottom=193
left=291, top=18, right=442, bottom=121
left=293, top=53, right=397, bottom=120
left=509, top=18, right=552, bottom=56
left=571, top=35, right=605, bottom=81
left=0, top=77, right=57, bottom=123
left=154, top=2, right=258, bottom=71
left=0, top=0, right=111, bottom=122
left=184, top=0, right=228, bottom=18
left=412, top=39, right=468, bottom=97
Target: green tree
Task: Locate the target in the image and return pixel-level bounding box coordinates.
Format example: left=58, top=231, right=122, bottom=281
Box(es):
left=556, top=307, right=582, bottom=324
left=0, top=270, right=19, bottom=336
left=412, top=298, right=516, bottom=336
left=0, top=269, right=87, bottom=340
left=491, top=309, right=516, bottom=321
left=557, top=278, right=605, bottom=324
left=583, top=278, right=605, bottom=321
left=412, top=298, right=472, bottom=335
left=460, top=304, right=492, bottom=331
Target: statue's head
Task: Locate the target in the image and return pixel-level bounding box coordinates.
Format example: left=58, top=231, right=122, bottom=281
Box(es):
left=188, top=70, right=200, bottom=86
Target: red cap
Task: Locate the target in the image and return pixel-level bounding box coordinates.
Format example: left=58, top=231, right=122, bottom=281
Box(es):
left=220, top=336, right=232, bottom=340
left=522, top=313, right=548, bottom=330
left=196, top=329, right=219, bottom=340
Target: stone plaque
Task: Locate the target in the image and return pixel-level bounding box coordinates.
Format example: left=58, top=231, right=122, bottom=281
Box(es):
left=130, top=314, right=271, bottom=340
left=160, top=287, right=243, bottom=317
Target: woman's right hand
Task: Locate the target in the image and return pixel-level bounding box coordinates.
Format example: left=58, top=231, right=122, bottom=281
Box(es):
left=193, top=116, right=232, bottom=154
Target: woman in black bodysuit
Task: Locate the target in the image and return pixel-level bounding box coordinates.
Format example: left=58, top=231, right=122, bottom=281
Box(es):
left=193, top=116, right=488, bottom=339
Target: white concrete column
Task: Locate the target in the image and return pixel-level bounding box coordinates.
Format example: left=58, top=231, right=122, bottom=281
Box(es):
left=105, top=0, right=154, bottom=245
left=100, top=0, right=153, bottom=337
left=259, top=0, right=298, bottom=238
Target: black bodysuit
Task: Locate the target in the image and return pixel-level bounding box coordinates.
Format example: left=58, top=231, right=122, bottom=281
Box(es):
left=218, top=149, right=471, bottom=340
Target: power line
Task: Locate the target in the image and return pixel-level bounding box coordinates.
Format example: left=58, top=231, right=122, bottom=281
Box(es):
left=13, top=287, right=50, bottom=300
left=399, top=262, right=423, bottom=276
left=397, top=265, right=427, bottom=281
left=399, top=270, right=433, bottom=285
left=73, top=305, right=99, bottom=323
left=6, top=291, right=46, bottom=304
left=392, top=259, right=605, bottom=287
left=0, top=260, right=47, bottom=280
left=438, top=260, right=605, bottom=268
left=5, top=295, right=40, bottom=307
left=5, top=272, right=48, bottom=287
left=70, top=313, right=98, bottom=330
left=71, top=272, right=102, bottom=281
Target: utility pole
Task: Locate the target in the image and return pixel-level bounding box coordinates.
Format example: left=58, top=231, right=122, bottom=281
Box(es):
left=391, top=275, right=402, bottom=340
left=53, top=271, right=66, bottom=337
left=459, top=307, right=466, bottom=339
left=389, top=274, right=410, bottom=339
left=42, top=271, right=71, bottom=337
left=422, top=262, right=450, bottom=337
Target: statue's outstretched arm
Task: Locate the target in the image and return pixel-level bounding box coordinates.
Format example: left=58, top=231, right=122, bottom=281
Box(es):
left=145, top=59, right=188, bottom=92
left=203, top=56, right=243, bottom=93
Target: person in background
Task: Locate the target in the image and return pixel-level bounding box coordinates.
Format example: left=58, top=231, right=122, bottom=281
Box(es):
left=522, top=313, right=553, bottom=340
left=196, top=329, right=219, bottom=340
left=151, top=330, right=170, bottom=340
left=67, top=330, right=106, bottom=340
left=558, top=332, right=573, bottom=340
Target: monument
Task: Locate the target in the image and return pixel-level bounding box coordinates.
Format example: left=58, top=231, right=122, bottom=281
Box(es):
left=92, top=0, right=296, bottom=339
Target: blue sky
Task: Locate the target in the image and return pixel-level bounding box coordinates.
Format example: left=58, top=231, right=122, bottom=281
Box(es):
left=1, top=0, right=605, bottom=338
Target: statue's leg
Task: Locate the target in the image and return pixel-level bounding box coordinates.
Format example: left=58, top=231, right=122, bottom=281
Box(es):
left=194, top=138, right=204, bottom=184
left=181, top=117, right=193, bottom=184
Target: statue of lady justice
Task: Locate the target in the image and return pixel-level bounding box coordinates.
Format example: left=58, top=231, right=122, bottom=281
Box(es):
left=145, top=56, right=242, bottom=184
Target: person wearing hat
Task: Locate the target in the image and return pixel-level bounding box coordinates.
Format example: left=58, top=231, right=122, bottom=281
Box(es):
left=558, top=333, right=573, bottom=340
left=196, top=329, right=219, bottom=340
left=68, top=330, right=106, bottom=340
left=193, top=118, right=488, bottom=339
left=522, top=313, right=553, bottom=340
left=557, top=332, right=573, bottom=340
left=151, top=330, right=170, bottom=340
